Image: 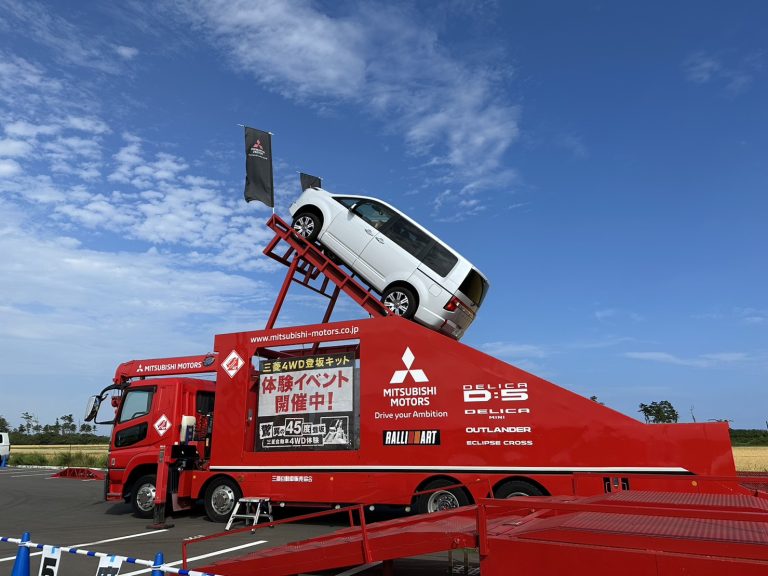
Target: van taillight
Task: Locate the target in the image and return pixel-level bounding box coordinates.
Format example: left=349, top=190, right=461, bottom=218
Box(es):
left=444, top=296, right=474, bottom=317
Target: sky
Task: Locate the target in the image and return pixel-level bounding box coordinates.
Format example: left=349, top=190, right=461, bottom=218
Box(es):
left=0, top=0, right=765, bottom=431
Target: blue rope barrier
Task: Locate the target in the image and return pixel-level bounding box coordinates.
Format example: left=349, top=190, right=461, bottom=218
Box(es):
left=1, top=536, right=222, bottom=576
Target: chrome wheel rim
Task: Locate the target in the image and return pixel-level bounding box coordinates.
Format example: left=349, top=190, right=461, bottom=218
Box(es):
left=426, top=490, right=459, bottom=512
left=210, top=485, right=236, bottom=516
left=293, top=216, right=315, bottom=238
left=384, top=291, right=409, bottom=316
left=136, top=482, right=156, bottom=513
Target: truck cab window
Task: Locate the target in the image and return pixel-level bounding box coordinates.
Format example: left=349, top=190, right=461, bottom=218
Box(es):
left=118, top=389, right=154, bottom=423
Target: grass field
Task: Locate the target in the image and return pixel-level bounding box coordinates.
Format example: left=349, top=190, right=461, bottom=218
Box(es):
left=733, top=446, right=768, bottom=472
left=9, top=445, right=768, bottom=472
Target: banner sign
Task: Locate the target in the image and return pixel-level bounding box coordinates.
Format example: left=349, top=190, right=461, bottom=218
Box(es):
left=300, top=172, right=322, bottom=191
left=258, top=352, right=355, bottom=451
left=244, top=126, right=274, bottom=207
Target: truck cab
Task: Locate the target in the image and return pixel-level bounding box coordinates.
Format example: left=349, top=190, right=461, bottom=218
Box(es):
left=105, top=377, right=215, bottom=516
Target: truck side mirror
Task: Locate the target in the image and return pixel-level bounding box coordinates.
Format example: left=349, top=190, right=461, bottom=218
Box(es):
left=84, top=395, right=102, bottom=422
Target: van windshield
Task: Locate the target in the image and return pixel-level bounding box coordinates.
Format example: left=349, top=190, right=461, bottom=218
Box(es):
left=459, top=269, right=489, bottom=308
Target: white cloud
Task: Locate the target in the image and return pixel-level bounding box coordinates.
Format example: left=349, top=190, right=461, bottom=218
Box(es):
left=0, top=0, right=129, bottom=74
left=683, top=51, right=763, bottom=95
left=178, top=1, right=519, bottom=198
left=480, top=341, right=549, bottom=359
left=683, top=52, right=721, bottom=84
left=624, top=351, right=750, bottom=369
left=114, top=45, right=139, bottom=60
left=594, top=308, right=644, bottom=323
left=0, top=139, right=32, bottom=157
left=0, top=158, right=22, bottom=177
left=4, top=120, right=61, bottom=138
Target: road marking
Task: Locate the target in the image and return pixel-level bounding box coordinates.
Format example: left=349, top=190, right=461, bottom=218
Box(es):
left=118, top=540, right=268, bottom=576
left=10, top=472, right=56, bottom=478
left=0, top=529, right=169, bottom=562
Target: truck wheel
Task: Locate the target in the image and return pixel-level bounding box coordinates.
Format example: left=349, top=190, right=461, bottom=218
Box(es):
left=204, top=477, right=242, bottom=523
left=418, top=479, right=469, bottom=514
left=494, top=480, right=543, bottom=499
left=292, top=211, right=321, bottom=242
left=131, top=474, right=157, bottom=519
left=382, top=285, right=417, bottom=319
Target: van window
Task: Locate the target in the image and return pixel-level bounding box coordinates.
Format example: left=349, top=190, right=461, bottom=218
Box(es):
left=118, top=389, right=154, bottom=423
left=459, top=269, right=489, bottom=307
left=352, top=200, right=396, bottom=229
left=334, top=196, right=360, bottom=209
left=422, top=242, right=458, bottom=277
left=385, top=217, right=431, bottom=259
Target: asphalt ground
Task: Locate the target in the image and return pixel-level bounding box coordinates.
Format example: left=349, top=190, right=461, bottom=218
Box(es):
left=0, top=467, right=477, bottom=576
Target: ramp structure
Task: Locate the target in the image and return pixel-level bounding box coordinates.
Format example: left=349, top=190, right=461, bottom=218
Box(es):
left=199, top=483, right=768, bottom=576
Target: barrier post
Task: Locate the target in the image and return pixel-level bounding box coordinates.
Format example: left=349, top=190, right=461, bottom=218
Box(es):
left=10, top=532, right=30, bottom=576
left=151, top=551, right=164, bottom=576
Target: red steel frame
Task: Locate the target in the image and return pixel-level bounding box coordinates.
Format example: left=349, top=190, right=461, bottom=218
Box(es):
left=192, top=474, right=768, bottom=576
left=262, top=214, right=390, bottom=329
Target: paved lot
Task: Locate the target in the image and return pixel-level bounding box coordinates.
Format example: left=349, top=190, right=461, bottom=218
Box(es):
left=0, top=467, right=472, bottom=576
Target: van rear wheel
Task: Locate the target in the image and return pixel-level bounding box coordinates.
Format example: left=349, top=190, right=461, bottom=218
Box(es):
left=383, top=286, right=417, bottom=319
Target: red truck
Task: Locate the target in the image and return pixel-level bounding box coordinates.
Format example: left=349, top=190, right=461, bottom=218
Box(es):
left=86, top=313, right=736, bottom=523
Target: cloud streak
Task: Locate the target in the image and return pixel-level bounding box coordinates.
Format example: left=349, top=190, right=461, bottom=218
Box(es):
left=176, top=1, right=519, bottom=202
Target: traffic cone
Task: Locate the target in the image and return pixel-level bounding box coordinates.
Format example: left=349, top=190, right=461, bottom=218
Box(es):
left=151, top=551, right=164, bottom=576
left=10, top=532, right=30, bottom=576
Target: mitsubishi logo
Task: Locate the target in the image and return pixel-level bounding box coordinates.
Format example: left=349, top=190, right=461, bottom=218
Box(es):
left=390, top=347, right=428, bottom=384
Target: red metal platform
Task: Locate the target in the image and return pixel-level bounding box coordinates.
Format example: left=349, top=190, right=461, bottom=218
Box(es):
left=199, top=485, right=768, bottom=576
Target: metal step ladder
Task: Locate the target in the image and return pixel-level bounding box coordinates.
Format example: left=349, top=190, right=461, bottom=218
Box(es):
left=225, top=497, right=273, bottom=531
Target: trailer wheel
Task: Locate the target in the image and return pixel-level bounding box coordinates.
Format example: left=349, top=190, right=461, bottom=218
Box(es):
left=494, top=480, right=544, bottom=499
left=418, top=479, right=469, bottom=514
left=204, top=477, right=242, bottom=523
left=292, top=211, right=321, bottom=242
left=131, top=474, right=157, bottom=519
left=382, top=285, right=417, bottom=319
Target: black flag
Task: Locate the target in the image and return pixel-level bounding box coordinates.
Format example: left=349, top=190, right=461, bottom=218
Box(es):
left=244, top=126, right=274, bottom=207
left=300, top=172, right=322, bottom=191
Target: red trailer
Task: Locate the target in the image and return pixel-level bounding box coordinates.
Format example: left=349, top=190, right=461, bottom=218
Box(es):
left=86, top=216, right=737, bottom=524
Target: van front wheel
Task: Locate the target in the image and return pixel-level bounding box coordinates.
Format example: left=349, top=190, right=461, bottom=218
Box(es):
left=383, top=286, right=417, bottom=319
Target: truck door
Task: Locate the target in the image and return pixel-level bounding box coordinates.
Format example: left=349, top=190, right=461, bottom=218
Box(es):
left=112, top=386, right=156, bottom=451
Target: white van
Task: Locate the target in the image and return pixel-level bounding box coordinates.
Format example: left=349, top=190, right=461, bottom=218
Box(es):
left=290, top=187, right=489, bottom=339
left=0, top=432, right=10, bottom=465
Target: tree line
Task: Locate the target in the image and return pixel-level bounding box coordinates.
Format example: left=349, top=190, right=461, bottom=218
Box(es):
left=0, top=412, right=109, bottom=444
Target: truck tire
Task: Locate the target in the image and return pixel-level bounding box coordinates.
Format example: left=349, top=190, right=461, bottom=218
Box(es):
left=131, top=474, right=157, bottom=519
left=204, top=477, right=242, bottom=523
left=292, top=211, right=321, bottom=242
left=494, top=480, right=544, bottom=499
left=417, top=479, right=470, bottom=514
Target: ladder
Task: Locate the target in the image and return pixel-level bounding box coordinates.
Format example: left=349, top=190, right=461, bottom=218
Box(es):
left=262, top=214, right=391, bottom=328
left=225, top=497, right=273, bottom=532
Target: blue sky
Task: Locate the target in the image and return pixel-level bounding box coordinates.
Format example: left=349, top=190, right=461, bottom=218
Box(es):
left=0, top=0, right=765, bottom=431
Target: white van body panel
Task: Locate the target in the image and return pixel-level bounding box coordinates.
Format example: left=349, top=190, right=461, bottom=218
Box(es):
left=289, top=187, right=489, bottom=339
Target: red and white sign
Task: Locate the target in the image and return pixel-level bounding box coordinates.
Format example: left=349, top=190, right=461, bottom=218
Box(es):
left=222, top=350, right=245, bottom=378
left=154, top=414, right=171, bottom=436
